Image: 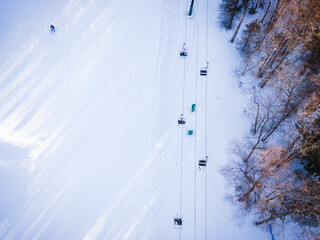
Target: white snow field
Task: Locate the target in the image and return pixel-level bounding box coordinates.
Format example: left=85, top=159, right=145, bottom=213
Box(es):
left=0, top=0, right=269, bottom=239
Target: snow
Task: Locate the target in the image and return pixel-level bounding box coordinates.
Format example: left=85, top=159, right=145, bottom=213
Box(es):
left=0, top=0, right=270, bottom=239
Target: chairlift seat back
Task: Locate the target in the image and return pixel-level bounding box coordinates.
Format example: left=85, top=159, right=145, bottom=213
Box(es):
left=199, top=160, right=207, bottom=166
left=200, top=68, right=207, bottom=76
left=180, top=51, right=187, bottom=57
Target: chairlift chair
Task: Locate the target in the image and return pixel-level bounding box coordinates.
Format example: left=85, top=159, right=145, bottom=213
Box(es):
left=200, top=62, right=209, bottom=76
left=180, top=43, right=187, bottom=58
left=199, top=159, right=207, bottom=167
left=188, top=6, right=193, bottom=17
left=178, top=114, right=186, bottom=125
left=199, top=156, right=208, bottom=167
left=187, top=129, right=194, bottom=136
left=174, top=218, right=183, bottom=226
left=191, top=104, right=196, bottom=112
left=188, top=0, right=194, bottom=17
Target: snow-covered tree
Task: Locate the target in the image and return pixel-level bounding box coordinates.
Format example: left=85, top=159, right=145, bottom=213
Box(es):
left=224, top=2, right=320, bottom=237
left=219, top=0, right=242, bottom=30
left=238, top=19, right=262, bottom=55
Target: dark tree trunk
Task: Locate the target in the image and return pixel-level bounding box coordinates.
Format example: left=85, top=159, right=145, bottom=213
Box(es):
left=242, top=28, right=253, bottom=51
left=231, top=6, right=248, bottom=43
left=261, top=1, right=271, bottom=23
left=228, top=0, right=240, bottom=30
left=256, top=202, right=320, bottom=225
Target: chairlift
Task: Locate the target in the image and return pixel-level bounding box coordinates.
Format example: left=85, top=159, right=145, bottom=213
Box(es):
left=178, top=114, right=186, bottom=125
left=180, top=43, right=187, bottom=58
left=188, top=0, right=194, bottom=17
left=200, top=62, right=209, bottom=76
left=199, top=156, right=208, bottom=167
left=187, top=129, right=194, bottom=136
left=191, top=104, right=196, bottom=112
left=174, top=217, right=183, bottom=226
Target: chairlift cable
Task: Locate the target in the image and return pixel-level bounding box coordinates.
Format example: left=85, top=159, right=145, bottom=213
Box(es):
left=182, top=0, right=188, bottom=115
left=177, top=1, right=189, bottom=240
left=205, top=0, right=209, bottom=63
left=204, top=0, right=209, bottom=239
left=184, top=0, right=188, bottom=44
left=182, top=58, right=186, bottom=115
left=193, top=3, right=200, bottom=239
left=179, top=125, right=184, bottom=240
left=204, top=0, right=209, bottom=157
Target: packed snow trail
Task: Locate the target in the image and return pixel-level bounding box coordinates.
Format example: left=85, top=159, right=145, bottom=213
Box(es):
left=0, top=0, right=270, bottom=239
left=0, top=1, right=160, bottom=239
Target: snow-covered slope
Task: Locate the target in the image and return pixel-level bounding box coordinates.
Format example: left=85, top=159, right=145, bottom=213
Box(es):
left=0, top=0, right=269, bottom=239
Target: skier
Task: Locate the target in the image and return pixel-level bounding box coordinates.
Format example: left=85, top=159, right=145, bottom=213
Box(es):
left=50, top=24, right=55, bottom=34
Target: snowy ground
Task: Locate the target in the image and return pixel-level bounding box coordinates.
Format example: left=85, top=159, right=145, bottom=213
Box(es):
left=0, top=0, right=270, bottom=239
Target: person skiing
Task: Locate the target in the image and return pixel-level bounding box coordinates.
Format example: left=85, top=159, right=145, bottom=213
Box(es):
left=50, top=24, right=55, bottom=34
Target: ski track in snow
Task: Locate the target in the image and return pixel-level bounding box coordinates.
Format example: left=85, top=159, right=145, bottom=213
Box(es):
left=0, top=0, right=271, bottom=239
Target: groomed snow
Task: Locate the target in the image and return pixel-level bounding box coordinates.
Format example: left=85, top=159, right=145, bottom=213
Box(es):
left=0, top=0, right=269, bottom=239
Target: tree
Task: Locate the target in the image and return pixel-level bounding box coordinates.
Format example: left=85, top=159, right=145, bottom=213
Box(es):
left=224, top=5, right=320, bottom=233
left=296, top=89, right=320, bottom=177
left=239, top=20, right=262, bottom=55
left=231, top=0, right=267, bottom=42
left=224, top=138, right=320, bottom=238
left=260, top=1, right=272, bottom=23
left=249, top=0, right=266, bottom=15
left=219, top=0, right=242, bottom=30
left=230, top=2, right=248, bottom=43
left=301, top=34, right=320, bottom=76
left=239, top=0, right=320, bottom=87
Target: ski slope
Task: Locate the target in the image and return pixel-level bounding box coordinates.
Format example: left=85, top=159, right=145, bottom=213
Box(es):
left=0, top=0, right=269, bottom=239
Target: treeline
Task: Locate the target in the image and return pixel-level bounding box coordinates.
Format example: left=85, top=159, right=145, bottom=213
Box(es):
left=219, top=0, right=320, bottom=239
